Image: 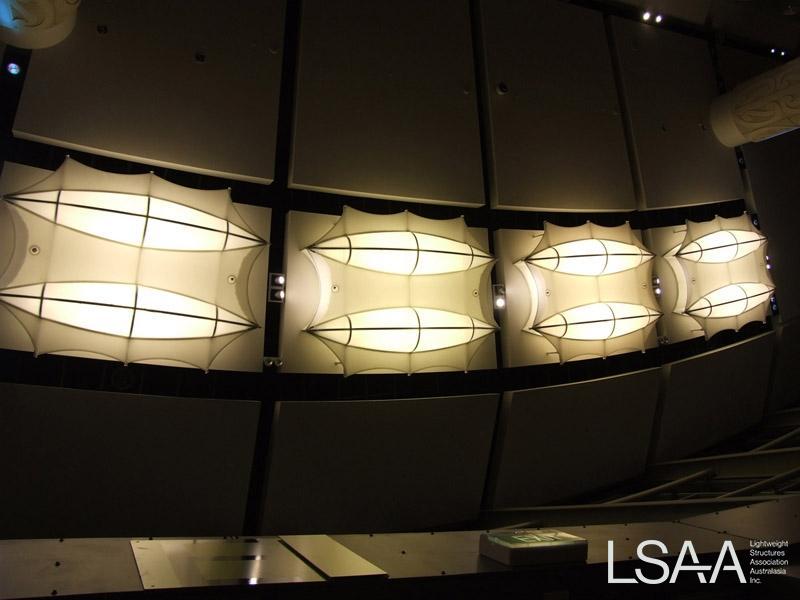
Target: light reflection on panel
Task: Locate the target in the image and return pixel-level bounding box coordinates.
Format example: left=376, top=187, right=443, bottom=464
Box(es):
left=131, top=539, right=324, bottom=589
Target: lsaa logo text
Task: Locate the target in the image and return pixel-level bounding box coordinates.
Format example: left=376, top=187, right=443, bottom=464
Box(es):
left=608, top=540, right=746, bottom=584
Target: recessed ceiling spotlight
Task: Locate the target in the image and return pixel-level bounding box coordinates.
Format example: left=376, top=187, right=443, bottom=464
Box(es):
left=781, top=50, right=786, bottom=56
left=6, top=62, right=20, bottom=76
left=771, top=48, right=777, bottom=54
left=655, top=14, right=663, bottom=23
left=643, top=11, right=652, bottom=21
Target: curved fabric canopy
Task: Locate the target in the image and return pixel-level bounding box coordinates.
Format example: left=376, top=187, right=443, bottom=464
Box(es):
left=671, top=214, right=774, bottom=338
left=686, top=283, right=774, bottom=319
left=678, top=230, right=766, bottom=263
left=309, top=231, right=492, bottom=275
left=5, top=190, right=264, bottom=252
left=0, top=157, right=268, bottom=371
left=0, top=282, right=255, bottom=339
left=534, top=302, right=660, bottom=341
left=527, top=238, right=652, bottom=276
left=516, top=221, right=660, bottom=362
left=303, top=207, right=496, bottom=375
left=309, top=307, right=494, bottom=353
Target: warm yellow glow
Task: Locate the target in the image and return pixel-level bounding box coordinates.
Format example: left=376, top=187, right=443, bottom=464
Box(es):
left=686, top=283, right=774, bottom=318
left=0, top=282, right=255, bottom=339
left=528, top=239, right=652, bottom=276
left=534, top=302, right=660, bottom=340
left=310, top=231, right=493, bottom=275
left=5, top=191, right=264, bottom=251
left=309, top=307, right=494, bottom=352
left=679, top=230, right=766, bottom=263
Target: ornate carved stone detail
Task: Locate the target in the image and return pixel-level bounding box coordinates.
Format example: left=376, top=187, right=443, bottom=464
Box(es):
left=0, top=0, right=81, bottom=49
left=711, top=57, right=800, bottom=147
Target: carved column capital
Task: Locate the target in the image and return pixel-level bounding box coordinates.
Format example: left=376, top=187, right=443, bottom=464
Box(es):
left=711, top=57, right=800, bottom=147
left=0, top=0, right=81, bottom=49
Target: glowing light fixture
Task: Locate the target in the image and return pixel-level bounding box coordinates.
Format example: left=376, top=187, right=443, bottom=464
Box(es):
left=6, top=191, right=264, bottom=251
left=0, top=282, right=255, bottom=338
left=643, top=11, right=651, bottom=21
left=310, top=231, right=493, bottom=275
left=294, top=207, right=497, bottom=375
left=666, top=214, right=774, bottom=337
left=534, top=302, right=660, bottom=341
left=0, top=158, right=269, bottom=371
left=309, top=307, right=494, bottom=353
left=493, top=283, right=506, bottom=309
left=516, top=221, right=660, bottom=362
left=677, top=230, right=765, bottom=263
left=527, top=238, right=652, bottom=276
left=685, top=283, right=774, bottom=319
left=6, top=62, right=20, bottom=75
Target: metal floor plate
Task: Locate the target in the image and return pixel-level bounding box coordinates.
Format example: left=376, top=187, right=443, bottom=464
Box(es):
left=130, top=538, right=324, bottom=589
left=0, top=538, right=142, bottom=600
left=280, top=535, right=386, bottom=579
left=332, top=531, right=511, bottom=579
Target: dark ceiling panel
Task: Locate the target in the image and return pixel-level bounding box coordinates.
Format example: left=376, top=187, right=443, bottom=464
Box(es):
left=482, top=0, right=635, bottom=211
left=261, top=394, right=498, bottom=534
left=613, top=17, right=744, bottom=208
left=290, top=0, right=484, bottom=206
left=0, top=383, right=260, bottom=538
left=489, top=369, right=660, bottom=508
left=742, top=129, right=800, bottom=323
left=13, top=0, right=284, bottom=184
left=654, top=332, right=774, bottom=461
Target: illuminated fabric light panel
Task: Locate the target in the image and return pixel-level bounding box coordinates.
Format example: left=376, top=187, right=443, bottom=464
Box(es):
left=498, top=221, right=660, bottom=365
left=0, top=159, right=270, bottom=371
left=279, top=207, right=497, bottom=375
left=663, top=214, right=773, bottom=338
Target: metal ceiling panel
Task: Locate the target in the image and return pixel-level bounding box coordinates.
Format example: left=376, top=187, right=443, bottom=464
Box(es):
left=13, top=0, right=285, bottom=183
left=482, top=0, right=635, bottom=211
left=290, top=0, right=484, bottom=206
left=612, top=17, right=743, bottom=208
left=261, top=394, right=498, bottom=533
left=489, top=369, right=660, bottom=508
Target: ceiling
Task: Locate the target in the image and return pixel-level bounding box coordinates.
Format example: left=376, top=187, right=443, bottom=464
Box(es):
left=612, top=0, right=800, bottom=50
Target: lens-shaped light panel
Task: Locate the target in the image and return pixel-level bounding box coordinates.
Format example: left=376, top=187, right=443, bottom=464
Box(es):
left=5, top=191, right=264, bottom=251
left=309, top=307, right=494, bottom=352
left=310, top=232, right=492, bottom=275
left=0, top=282, right=255, bottom=339
left=678, top=230, right=766, bottom=263
left=686, top=283, right=774, bottom=318
left=534, top=302, right=660, bottom=340
left=527, top=239, right=652, bottom=276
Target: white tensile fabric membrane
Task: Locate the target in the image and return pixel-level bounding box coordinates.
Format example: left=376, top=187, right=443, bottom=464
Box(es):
left=673, top=214, right=774, bottom=338
left=304, top=207, right=497, bottom=375
left=517, top=221, right=660, bottom=362
left=310, top=231, right=493, bottom=275
left=678, top=229, right=766, bottom=263
left=6, top=187, right=264, bottom=251
left=528, top=238, right=653, bottom=276
left=534, top=302, right=660, bottom=341
left=0, top=158, right=267, bottom=371
left=310, top=307, right=494, bottom=352
left=0, top=282, right=254, bottom=339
